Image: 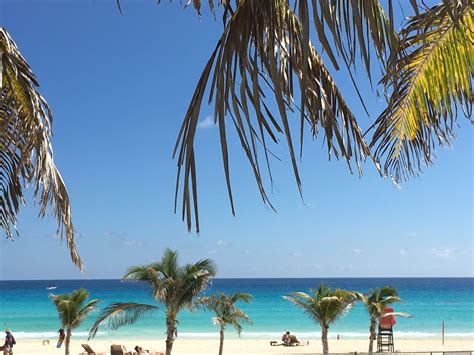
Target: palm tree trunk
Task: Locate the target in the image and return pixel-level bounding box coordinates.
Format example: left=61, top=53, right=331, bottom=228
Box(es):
left=65, top=328, right=72, bottom=355
left=368, top=318, right=377, bottom=353
left=165, top=315, right=177, bottom=355
left=218, top=325, right=225, bottom=355
left=321, top=325, right=329, bottom=354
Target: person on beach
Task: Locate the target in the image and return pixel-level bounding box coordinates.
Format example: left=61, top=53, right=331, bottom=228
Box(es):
left=3, top=329, right=15, bottom=355
left=282, top=331, right=291, bottom=345
left=57, top=328, right=65, bottom=348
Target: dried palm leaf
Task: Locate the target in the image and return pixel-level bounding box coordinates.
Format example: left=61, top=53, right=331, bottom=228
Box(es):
left=0, top=28, right=82, bottom=269
left=174, top=0, right=377, bottom=233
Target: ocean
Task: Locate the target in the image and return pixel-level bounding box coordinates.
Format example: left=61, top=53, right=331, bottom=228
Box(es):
left=0, top=278, right=473, bottom=340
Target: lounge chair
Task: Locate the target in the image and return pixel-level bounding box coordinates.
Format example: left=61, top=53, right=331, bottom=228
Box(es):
left=111, top=344, right=131, bottom=355
left=80, top=344, right=106, bottom=355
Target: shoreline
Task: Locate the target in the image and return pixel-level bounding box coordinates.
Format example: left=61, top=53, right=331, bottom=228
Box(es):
left=14, top=337, right=474, bottom=354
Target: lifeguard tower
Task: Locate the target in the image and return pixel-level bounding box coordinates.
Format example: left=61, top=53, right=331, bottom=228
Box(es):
left=377, top=307, right=396, bottom=352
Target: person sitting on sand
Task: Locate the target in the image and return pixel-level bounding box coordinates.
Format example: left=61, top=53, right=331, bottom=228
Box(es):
left=134, top=345, right=147, bottom=354
left=282, top=331, right=291, bottom=345
left=289, top=334, right=300, bottom=345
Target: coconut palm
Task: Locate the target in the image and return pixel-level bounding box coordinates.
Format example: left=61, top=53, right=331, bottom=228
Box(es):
left=284, top=284, right=357, bottom=354
left=49, top=288, right=100, bottom=355
left=3, top=0, right=472, bottom=245
left=155, top=0, right=472, bottom=233
left=0, top=28, right=81, bottom=269
left=88, top=249, right=216, bottom=355
left=370, top=0, right=473, bottom=183
left=358, top=286, right=411, bottom=353
left=198, top=292, right=253, bottom=355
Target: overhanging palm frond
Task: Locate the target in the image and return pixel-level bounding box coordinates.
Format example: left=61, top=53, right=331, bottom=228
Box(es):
left=88, top=302, right=159, bottom=339
left=0, top=27, right=82, bottom=270
left=174, top=0, right=374, bottom=233
left=370, top=1, right=473, bottom=183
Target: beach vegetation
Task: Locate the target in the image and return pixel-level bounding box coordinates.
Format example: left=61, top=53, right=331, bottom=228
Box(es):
left=1, top=0, right=472, bottom=265
left=49, top=288, right=100, bottom=355
left=88, top=248, right=216, bottom=355
left=284, top=284, right=358, bottom=354
left=358, top=286, right=411, bottom=353
left=198, top=292, right=253, bottom=355
left=0, top=28, right=81, bottom=269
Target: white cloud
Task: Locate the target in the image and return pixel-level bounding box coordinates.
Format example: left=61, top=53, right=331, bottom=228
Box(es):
left=353, top=248, right=363, bottom=255
left=197, top=116, right=214, bottom=129
left=216, top=240, right=227, bottom=247
left=400, top=249, right=407, bottom=256
left=208, top=249, right=217, bottom=255
left=292, top=251, right=304, bottom=257
left=429, top=247, right=456, bottom=258
left=122, top=240, right=143, bottom=247
left=407, top=232, right=417, bottom=237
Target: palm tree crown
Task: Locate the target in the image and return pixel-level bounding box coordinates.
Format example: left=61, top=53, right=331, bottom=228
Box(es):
left=199, top=292, right=253, bottom=355
left=199, top=292, right=253, bottom=335
left=89, top=249, right=216, bottom=355
left=50, top=288, right=100, bottom=355
left=50, top=288, right=100, bottom=329
left=284, top=284, right=357, bottom=354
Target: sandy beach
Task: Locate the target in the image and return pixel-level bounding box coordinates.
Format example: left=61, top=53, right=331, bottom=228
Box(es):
left=14, top=337, right=474, bottom=354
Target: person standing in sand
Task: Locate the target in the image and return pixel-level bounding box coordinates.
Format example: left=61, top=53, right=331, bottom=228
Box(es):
left=57, top=328, right=65, bottom=348
left=3, top=329, right=15, bottom=355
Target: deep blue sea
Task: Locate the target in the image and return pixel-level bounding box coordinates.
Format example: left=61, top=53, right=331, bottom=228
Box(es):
left=0, top=278, right=473, bottom=340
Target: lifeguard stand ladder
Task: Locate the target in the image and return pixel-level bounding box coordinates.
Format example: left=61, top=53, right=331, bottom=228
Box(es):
left=377, top=307, right=396, bottom=352
left=376, top=326, right=394, bottom=352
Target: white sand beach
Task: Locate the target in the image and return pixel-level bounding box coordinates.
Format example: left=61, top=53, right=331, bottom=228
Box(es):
left=14, top=337, right=474, bottom=354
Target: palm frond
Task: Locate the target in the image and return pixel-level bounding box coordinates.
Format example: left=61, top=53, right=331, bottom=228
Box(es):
left=200, top=292, right=253, bottom=336
left=174, top=0, right=374, bottom=233
left=73, top=299, right=101, bottom=328
left=88, top=302, right=159, bottom=339
left=0, top=28, right=81, bottom=269
left=370, top=1, right=473, bottom=183
left=380, top=311, right=413, bottom=319
left=285, top=286, right=357, bottom=327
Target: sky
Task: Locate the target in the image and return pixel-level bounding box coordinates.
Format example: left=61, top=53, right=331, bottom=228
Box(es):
left=0, top=0, right=472, bottom=280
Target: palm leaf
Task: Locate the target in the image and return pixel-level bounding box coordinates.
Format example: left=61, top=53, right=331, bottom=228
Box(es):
left=370, top=0, right=473, bottom=183
left=73, top=299, right=101, bottom=328
left=0, top=27, right=81, bottom=269
left=174, top=0, right=374, bottom=233
left=88, top=302, right=159, bottom=339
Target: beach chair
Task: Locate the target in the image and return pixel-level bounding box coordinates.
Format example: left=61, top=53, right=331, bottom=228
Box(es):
left=80, top=344, right=106, bottom=355
left=111, top=344, right=132, bottom=355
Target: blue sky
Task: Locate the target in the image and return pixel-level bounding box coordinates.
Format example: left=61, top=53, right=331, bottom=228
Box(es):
left=1, top=0, right=472, bottom=280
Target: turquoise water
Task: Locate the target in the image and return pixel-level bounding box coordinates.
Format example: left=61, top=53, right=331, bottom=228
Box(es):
left=0, top=278, right=473, bottom=340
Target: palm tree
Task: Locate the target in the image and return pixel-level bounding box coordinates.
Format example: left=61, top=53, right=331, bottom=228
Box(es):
left=198, top=292, right=253, bottom=355
left=284, top=284, right=357, bottom=354
left=358, top=286, right=411, bottom=353
left=370, top=0, right=473, bottom=184
left=88, top=248, right=216, bottom=355
left=49, top=288, right=100, bottom=355
left=2, top=0, right=472, bottom=245
left=140, top=0, right=473, bottom=234
left=0, top=28, right=81, bottom=269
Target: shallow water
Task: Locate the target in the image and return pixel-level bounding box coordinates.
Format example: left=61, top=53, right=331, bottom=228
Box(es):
left=0, top=278, right=472, bottom=340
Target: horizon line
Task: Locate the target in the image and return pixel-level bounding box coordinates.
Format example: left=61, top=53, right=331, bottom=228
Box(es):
left=1, top=276, right=473, bottom=282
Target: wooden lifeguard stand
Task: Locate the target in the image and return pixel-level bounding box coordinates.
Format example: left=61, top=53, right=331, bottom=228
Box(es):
left=377, top=307, right=396, bottom=352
